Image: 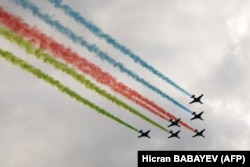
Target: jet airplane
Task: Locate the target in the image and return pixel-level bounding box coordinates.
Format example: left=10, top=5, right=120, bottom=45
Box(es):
left=138, top=130, right=151, bottom=138
left=168, top=118, right=181, bottom=127
left=190, top=94, right=203, bottom=104
left=193, top=129, right=205, bottom=137
left=168, top=130, right=180, bottom=139
left=191, top=111, right=204, bottom=120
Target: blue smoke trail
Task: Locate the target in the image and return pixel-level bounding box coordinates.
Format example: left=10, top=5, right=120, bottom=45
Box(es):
left=13, top=0, right=193, bottom=114
left=48, top=0, right=192, bottom=97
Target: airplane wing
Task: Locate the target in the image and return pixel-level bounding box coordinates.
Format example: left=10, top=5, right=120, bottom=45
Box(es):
left=189, top=100, right=195, bottom=104
left=168, top=124, right=173, bottom=127
left=197, top=112, right=204, bottom=120
left=192, top=134, right=198, bottom=138
left=190, top=117, right=195, bottom=120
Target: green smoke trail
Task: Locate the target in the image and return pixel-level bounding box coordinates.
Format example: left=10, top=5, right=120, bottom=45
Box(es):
left=0, top=48, right=140, bottom=132
left=11, top=0, right=194, bottom=115
left=0, top=26, right=169, bottom=133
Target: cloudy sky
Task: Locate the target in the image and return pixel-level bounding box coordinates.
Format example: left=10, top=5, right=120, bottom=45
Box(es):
left=1, top=0, right=250, bottom=166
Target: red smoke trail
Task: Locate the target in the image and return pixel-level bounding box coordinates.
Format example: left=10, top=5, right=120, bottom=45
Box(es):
left=0, top=7, right=194, bottom=131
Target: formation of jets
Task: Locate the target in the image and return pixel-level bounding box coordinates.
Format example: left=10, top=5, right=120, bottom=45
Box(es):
left=138, top=94, right=206, bottom=139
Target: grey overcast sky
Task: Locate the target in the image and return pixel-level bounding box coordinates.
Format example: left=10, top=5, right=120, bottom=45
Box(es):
left=1, top=0, right=250, bottom=166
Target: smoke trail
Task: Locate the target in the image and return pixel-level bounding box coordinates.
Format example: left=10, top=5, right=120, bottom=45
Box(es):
left=0, top=6, right=161, bottom=120
left=0, top=6, right=194, bottom=131
left=49, top=0, right=192, bottom=97
left=0, top=49, right=140, bottom=133
left=12, top=0, right=193, bottom=115
left=0, top=26, right=169, bottom=133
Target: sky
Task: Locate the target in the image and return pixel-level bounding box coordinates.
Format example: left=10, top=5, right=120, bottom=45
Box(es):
left=0, top=0, right=250, bottom=166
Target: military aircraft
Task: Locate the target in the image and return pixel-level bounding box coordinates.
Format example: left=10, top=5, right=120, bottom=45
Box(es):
left=193, top=129, right=205, bottom=137
left=168, top=130, right=181, bottom=139
left=138, top=130, right=151, bottom=138
left=168, top=118, right=181, bottom=127
left=191, top=111, right=204, bottom=121
left=190, top=94, right=203, bottom=104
